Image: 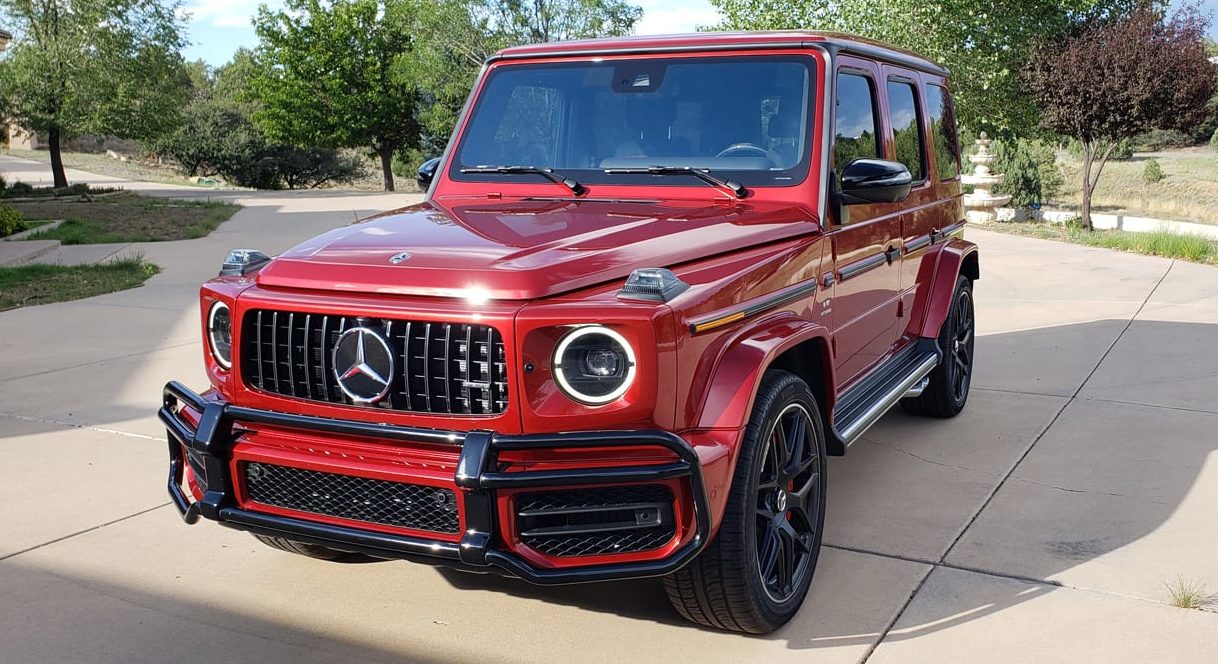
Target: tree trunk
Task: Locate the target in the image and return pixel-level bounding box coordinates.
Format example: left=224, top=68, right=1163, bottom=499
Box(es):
left=379, top=148, right=395, bottom=192
left=48, top=126, right=69, bottom=189
left=1079, top=142, right=1094, bottom=231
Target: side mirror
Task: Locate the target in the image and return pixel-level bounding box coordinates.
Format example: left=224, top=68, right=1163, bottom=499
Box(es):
left=839, top=158, right=912, bottom=205
left=416, top=157, right=441, bottom=190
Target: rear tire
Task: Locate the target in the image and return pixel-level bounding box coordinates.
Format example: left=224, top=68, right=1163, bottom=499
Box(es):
left=663, top=369, right=827, bottom=634
left=252, top=534, right=379, bottom=563
left=901, top=274, right=974, bottom=418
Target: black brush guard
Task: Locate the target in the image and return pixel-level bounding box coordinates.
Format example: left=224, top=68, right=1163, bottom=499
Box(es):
left=159, top=381, right=711, bottom=584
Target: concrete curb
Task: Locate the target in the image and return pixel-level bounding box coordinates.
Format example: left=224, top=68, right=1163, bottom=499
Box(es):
left=0, top=239, right=60, bottom=266
left=2, top=219, right=65, bottom=242
left=1003, top=208, right=1218, bottom=240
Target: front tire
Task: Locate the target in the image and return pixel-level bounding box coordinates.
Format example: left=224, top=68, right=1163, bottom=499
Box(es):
left=901, top=274, right=974, bottom=418
left=664, top=370, right=827, bottom=633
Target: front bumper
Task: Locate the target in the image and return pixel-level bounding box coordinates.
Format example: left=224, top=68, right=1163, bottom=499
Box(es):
left=159, top=381, right=711, bottom=584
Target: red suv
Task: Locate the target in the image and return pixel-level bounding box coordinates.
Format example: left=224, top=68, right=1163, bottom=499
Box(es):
left=161, top=31, right=977, bottom=634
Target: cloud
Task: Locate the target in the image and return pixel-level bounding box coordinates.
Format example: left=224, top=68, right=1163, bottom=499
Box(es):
left=634, top=0, right=722, bottom=35
left=180, top=0, right=278, bottom=29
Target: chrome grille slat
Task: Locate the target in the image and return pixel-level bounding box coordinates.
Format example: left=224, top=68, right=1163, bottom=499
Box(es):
left=441, top=323, right=452, bottom=413
left=242, top=309, right=507, bottom=415
left=270, top=311, right=281, bottom=392
left=286, top=312, right=296, bottom=396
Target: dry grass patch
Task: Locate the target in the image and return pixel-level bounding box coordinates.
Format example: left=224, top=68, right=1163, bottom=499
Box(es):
left=1054, top=148, right=1218, bottom=225
left=0, top=254, right=159, bottom=311
left=12, top=192, right=240, bottom=244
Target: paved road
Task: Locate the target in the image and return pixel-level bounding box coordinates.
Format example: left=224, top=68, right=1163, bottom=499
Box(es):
left=2, top=156, right=1216, bottom=663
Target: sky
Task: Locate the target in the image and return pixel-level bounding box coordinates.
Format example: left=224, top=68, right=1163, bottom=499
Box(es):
left=181, top=0, right=1217, bottom=67
left=181, top=0, right=722, bottom=65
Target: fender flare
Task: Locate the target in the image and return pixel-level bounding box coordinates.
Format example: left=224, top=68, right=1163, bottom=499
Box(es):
left=695, top=312, right=834, bottom=434
left=916, top=237, right=979, bottom=339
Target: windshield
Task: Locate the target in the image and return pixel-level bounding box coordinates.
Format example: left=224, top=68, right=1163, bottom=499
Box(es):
left=450, top=56, right=815, bottom=188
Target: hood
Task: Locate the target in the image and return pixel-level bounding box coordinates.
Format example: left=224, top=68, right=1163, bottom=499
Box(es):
left=256, top=198, right=820, bottom=300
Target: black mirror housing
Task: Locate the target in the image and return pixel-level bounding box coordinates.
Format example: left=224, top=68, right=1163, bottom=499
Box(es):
left=416, top=157, right=441, bottom=190
left=839, top=159, right=913, bottom=205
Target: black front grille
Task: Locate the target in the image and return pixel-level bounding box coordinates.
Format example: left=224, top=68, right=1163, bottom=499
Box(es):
left=516, top=485, right=677, bottom=558
left=241, top=310, right=507, bottom=414
left=242, top=462, right=460, bottom=534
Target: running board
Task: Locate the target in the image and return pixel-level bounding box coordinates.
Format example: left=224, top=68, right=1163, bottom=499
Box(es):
left=831, top=339, right=941, bottom=448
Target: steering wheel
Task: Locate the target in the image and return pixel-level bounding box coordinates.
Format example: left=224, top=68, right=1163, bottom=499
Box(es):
left=716, top=143, right=781, bottom=165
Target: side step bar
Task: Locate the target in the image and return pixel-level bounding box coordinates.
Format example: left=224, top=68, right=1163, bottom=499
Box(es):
left=831, top=338, right=941, bottom=448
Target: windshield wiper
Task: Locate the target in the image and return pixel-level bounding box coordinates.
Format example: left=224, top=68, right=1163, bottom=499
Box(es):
left=460, top=165, right=585, bottom=196
left=602, top=166, right=748, bottom=199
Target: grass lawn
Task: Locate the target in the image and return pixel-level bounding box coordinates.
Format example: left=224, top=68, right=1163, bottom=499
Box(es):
left=3, top=148, right=209, bottom=188
left=987, top=221, right=1218, bottom=265
left=1053, top=148, right=1218, bottom=225
left=10, top=193, right=240, bottom=244
left=0, top=256, right=160, bottom=311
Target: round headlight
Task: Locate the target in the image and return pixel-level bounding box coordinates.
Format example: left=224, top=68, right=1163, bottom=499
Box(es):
left=553, top=326, right=636, bottom=405
left=207, top=301, right=233, bottom=369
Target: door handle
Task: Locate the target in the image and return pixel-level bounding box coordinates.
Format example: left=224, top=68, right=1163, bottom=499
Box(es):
left=884, top=245, right=901, bottom=264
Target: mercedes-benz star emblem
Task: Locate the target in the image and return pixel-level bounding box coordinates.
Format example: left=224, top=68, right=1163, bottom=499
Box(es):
left=332, top=327, right=395, bottom=403
left=389, top=252, right=411, bottom=264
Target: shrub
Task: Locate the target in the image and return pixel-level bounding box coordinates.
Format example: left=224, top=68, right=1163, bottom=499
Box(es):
left=7, top=181, right=34, bottom=196
left=993, top=137, right=1064, bottom=207
left=274, top=147, right=367, bottom=189
left=153, top=98, right=367, bottom=190
left=1066, top=137, right=1134, bottom=160
left=1134, top=129, right=1195, bottom=150
left=0, top=204, right=27, bottom=237
left=1142, top=158, right=1164, bottom=183
left=1211, top=126, right=1218, bottom=148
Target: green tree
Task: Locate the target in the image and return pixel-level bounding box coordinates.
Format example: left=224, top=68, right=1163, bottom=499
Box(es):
left=251, top=0, right=422, bottom=191
left=487, top=0, right=642, bottom=45
left=0, top=0, right=188, bottom=187
left=410, top=0, right=642, bottom=159
left=709, top=0, right=1149, bottom=135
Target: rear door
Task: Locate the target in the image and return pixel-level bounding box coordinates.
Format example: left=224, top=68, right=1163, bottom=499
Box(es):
left=826, top=58, right=905, bottom=387
left=881, top=66, right=946, bottom=339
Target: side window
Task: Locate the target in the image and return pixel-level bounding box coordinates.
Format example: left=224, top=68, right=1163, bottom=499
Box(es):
left=886, top=80, right=925, bottom=182
left=925, top=84, right=961, bottom=180
left=833, top=72, right=880, bottom=170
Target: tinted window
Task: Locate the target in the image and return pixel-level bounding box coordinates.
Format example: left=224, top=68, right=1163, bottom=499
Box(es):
left=886, top=80, right=925, bottom=181
left=926, top=84, right=960, bottom=180
left=453, top=57, right=814, bottom=187
left=833, top=73, right=880, bottom=169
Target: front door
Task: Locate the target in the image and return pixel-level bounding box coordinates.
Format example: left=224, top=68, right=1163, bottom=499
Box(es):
left=826, top=59, right=904, bottom=387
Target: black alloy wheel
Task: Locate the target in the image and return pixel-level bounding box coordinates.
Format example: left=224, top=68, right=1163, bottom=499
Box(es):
left=901, top=274, right=975, bottom=417
left=755, top=402, right=821, bottom=603
left=949, top=285, right=974, bottom=403
left=664, top=369, right=827, bottom=633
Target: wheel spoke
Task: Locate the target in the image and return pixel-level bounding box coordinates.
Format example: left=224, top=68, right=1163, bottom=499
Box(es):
left=772, top=419, right=789, bottom=470
left=782, top=519, right=814, bottom=553
left=791, top=471, right=819, bottom=504
left=784, top=412, right=807, bottom=477
left=777, top=523, right=797, bottom=594
left=758, top=528, right=780, bottom=582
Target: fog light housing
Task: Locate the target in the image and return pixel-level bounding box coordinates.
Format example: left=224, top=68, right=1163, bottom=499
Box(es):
left=553, top=326, right=636, bottom=405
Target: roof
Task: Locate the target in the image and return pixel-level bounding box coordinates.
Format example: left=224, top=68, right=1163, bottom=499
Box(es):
left=492, top=30, right=948, bottom=76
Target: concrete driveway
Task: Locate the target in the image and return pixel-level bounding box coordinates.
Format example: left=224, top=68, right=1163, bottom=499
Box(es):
left=2, top=156, right=1216, bottom=663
